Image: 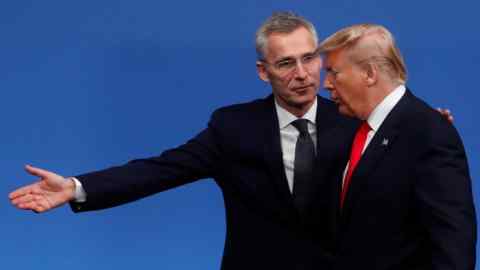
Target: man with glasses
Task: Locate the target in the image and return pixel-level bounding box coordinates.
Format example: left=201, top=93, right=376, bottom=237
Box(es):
left=8, top=13, right=458, bottom=270
left=319, top=24, right=476, bottom=270
left=9, top=12, right=351, bottom=270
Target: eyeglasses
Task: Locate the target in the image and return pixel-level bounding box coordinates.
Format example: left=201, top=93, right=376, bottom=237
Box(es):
left=261, top=49, right=321, bottom=76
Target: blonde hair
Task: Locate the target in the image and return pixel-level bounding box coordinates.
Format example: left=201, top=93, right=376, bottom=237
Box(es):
left=319, top=24, right=407, bottom=84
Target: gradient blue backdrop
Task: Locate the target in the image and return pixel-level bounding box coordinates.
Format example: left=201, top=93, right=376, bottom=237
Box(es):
left=2, top=1, right=479, bottom=269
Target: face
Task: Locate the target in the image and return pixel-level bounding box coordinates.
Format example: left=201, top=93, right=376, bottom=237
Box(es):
left=257, top=27, right=321, bottom=116
left=323, top=49, right=368, bottom=118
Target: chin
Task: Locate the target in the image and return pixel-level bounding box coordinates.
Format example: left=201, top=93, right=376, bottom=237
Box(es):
left=292, top=98, right=315, bottom=108
left=293, top=92, right=316, bottom=103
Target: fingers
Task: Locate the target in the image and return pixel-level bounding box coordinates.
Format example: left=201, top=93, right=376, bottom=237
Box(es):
left=11, top=192, right=35, bottom=206
left=10, top=193, right=49, bottom=212
left=8, top=182, right=38, bottom=200
left=17, top=200, right=48, bottom=213
left=443, top=109, right=454, bottom=123
left=436, top=108, right=454, bottom=124
left=25, top=164, right=58, bottom=179
left=8, top=165, right=52, bottom=200
left=11, top=193, right=33, bottom=207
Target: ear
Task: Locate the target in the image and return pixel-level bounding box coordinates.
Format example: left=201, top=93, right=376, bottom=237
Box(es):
left=363, top=62, right=378, bottom=86
left=256, top=61, right=270, bottom=82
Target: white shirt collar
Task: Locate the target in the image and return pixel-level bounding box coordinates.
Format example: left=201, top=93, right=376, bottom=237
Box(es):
left=367, top=85, right=406, bottom=131
left=275, top=97, right=317, bottom=129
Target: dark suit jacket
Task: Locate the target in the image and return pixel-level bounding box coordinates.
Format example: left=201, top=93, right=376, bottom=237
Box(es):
left=70, top=95, right=356, bottom=270
left=320, top=90, right=476, bottom=270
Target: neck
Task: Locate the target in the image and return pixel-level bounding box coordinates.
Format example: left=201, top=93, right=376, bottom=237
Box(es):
left=360, top=82, right=400, bottom=120
left=276, top=97, right=315, bottom=118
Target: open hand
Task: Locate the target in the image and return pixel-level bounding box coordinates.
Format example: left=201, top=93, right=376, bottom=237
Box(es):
left=9, top=165, right=75, bottom=213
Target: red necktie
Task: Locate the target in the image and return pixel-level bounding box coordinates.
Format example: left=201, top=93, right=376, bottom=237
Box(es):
left=340, top=121, right=371, bottom=208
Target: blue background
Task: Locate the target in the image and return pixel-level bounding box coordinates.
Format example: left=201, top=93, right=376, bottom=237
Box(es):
left=2, top=1, right=479, bottom=269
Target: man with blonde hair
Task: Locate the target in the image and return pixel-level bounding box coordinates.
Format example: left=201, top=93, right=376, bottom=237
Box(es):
left=318, top=24, right=476, bottom=270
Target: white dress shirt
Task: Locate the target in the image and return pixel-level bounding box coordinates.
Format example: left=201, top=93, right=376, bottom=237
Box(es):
left=72, top=177, right=86, bottom=202
left=342, top=85, right=406, bottom=185
left=275, top=98, right=318, bottom=193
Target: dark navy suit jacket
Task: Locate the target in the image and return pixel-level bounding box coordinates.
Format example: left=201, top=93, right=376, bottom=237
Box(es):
left=320, top=90, right=476, bottom=270
left=70, top=95, right=356, bottom=270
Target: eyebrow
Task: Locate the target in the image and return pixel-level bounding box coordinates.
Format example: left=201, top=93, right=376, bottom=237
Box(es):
left=274, top=50, right=319, bottom=63
left=275, top=56, right=294, bottom=64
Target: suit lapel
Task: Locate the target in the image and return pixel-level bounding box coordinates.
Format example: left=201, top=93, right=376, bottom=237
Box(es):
left=340, top=128, right=399, bottom=217
left=340, top=91, right=412, bottom=220
left=261, top=95, right=351, bottom=221
left=260, top=96, right=298, bottom=218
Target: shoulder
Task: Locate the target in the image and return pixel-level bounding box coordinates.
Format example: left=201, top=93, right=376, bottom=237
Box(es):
left=214, top=96, right=270, bottom=115
left=204, top=95, right=276, bottom=135
left=400, top=91, right=464, bottom=148
left=209, top=96, right=273, bottom=123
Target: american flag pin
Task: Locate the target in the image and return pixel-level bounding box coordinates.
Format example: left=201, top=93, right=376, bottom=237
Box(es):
left=382, top=138, right=389, bottom=146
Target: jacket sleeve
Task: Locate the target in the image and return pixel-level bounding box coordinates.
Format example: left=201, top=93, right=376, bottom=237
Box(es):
left=415, top=118, right=477, bottom=270
left=70, top=110, right=223, bottom=212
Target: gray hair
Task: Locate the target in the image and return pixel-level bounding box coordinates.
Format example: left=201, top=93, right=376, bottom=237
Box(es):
left=255, top=11, right=318, bottom=60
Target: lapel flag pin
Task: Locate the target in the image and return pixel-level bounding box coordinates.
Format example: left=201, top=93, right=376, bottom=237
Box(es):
left=382, top=138, right=389, bottom=146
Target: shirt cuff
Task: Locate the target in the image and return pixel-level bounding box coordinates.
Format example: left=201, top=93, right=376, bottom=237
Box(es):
left=70, top=177, right=87, bottom=203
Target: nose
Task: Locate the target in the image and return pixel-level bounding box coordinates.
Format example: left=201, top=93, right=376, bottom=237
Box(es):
left=294, top=62, right=308, bottom=80
left=323, top=76, right=334, bottom=91
left=324, top=79, right=339, bottom=101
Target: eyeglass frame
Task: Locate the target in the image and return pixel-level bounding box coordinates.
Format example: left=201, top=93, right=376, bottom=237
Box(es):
left=259, top=48, right=321, bottom=76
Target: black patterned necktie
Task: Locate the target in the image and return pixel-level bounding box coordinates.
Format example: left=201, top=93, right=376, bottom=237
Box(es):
left=291, top=119, right=315, bottom=215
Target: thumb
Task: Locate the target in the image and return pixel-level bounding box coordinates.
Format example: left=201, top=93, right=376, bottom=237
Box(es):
left=25, top=164, right=61, bottom=180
